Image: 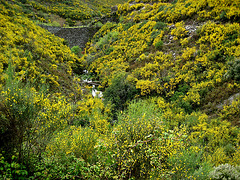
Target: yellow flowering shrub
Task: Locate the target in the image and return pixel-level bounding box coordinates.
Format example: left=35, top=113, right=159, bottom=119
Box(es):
left=231, top=145, right=240, bottom=165
left=209, top=147, right=231, bottom=166
left=188, top=113, right=239, bottom=165
left=76, top=95, right=111, bottom=134
left=46, top=126, right=98, bottom=162
left=171, top=21, right=188, bottom=40
left=0, top=4, right=82, bottom=95
left=0, top=72, right=75, bottom=161
left=122, top=0, right=240, bottom=23
left=220, top=97, right=240, bottom=126
left=4, top=0, right=127, bottom=25
left=111, top=99, right=188, bottom=178
left=2, top=0, right=240, bottom=178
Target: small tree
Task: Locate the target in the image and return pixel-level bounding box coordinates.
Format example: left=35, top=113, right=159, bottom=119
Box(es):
left=104, top=72, right=138, bottom=112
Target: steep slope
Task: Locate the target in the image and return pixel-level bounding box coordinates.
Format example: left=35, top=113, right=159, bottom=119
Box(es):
left=1, top=0, right=240, bottom=179
left=83, top=0, right=240, bottom=123
left=2, top=0, right=128, bottom=26
left=0, top=1, right=83, bottom=95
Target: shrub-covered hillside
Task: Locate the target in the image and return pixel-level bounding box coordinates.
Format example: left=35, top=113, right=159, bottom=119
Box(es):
left=2, top=0, right=127, bottom=26
left=1, top=0, right=240, bottom=179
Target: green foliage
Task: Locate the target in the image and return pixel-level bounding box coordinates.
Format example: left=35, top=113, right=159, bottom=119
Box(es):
left=0, top=153, right=28, bottom=179
left=95, top=31, right=119, bottom=49
left=103, top=72, right=138, bottom=111
left=46, top=126, right=98, bottom=162
left=105, top=46, right=114, bottom=55
left=168, top=148, right=212, bottom=179
left=94, top=21, right=103, bottom=28
left=1, top=0, right=240, bottom=179
left=123, top=21, right=135, bottom=30
left=51, top=21, right=61, bottom=27
left=0, top=65, right=42, bottom=159
left=32, top=153, right=92, bottom=179
left=208, top=164, right=240, bottom=180
left=71, top=45, right=82, bottom=57
left=66, top=18, right=76, bottom=26
left=153, top=21, right=167, bottom=30
left=150, top=30, right=161, bottom=39
left=220, top=11, right=228, bottom=22
left=225, top=58, right=240, bottom=81
left=170, top=84, right=193, bottom=114
left=155, top=40, right=163, bottom=50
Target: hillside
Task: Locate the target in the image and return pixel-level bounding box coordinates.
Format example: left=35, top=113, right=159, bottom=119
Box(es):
left=1, top=0, right=240, bottom=179
left=2, top=0, right=127, bottom=26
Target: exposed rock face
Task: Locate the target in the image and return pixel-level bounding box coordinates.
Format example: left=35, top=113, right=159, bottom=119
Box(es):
left=38, top=25, right=62, bottom=34
left=39, top=24, right=98, bottom=49
left=55, top=27, right=98, bottom=49
left=216, top=92, right=240, bottom=109
left=38, top=12, right=119, bottom=49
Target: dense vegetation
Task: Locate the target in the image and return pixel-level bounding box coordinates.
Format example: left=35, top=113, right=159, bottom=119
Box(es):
left=2, top=0, right=127, bottom=26
left=1, top=0, right=240, bottom=179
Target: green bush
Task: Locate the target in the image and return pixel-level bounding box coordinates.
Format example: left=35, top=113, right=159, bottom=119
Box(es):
left=168, top=149, right=212, bottom=179
left=94, top=21, right=103, bottom=28
left=51, top=21, right=61, bottom=27
left=154, top=21, right=167, bottom=30
left=0, top=66, right=42, bottom=160
left=208, top=164, right=240, bottom=180
left=224, top=58, right=240, bottom=80
left=71, top=45, right=82, bottom=57
left=155, top=40, right=164, bottom=50
left=151, top=30, right=162, bottom=39
left=95, top=31, right=119, bottom=49
left=105, top=46, right=114, bottom=55
left=170, top=84, right=193, bottom=114
left=103, top=72, right=138, bottom=112
left=113, top=99, right=163, bottom=179
left=0, top=153, right=28, bottom=179
left=32, top=153, right=92, bottom=179
left=66, top=18, right=76, bottom=26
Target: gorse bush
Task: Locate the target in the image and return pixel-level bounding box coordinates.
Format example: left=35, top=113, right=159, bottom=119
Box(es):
left=75, top=95, right=111, bottom=134
left=111, top=99, right=188, bottom=179
left=0, top=65, right=75, bottom=172
left=220, top=97, right=240, bottom=126
left=95, top=31, right=120, bottom=50
left=0, top=65, right=41, bottom=160
left=46, top=126, right=98, bottom=162
left=0, top=4, right=82, bottom=94
left=167, top=148, right=212, bottom=179
left=4, top=0, right=127, bottom=25
left=1, top=0, right=240, bottom=179
left=154, top=21, right=167, bottom=30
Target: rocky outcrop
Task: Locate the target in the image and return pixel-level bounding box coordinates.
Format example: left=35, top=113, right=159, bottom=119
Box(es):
left=216, top=92, right=240, bottom=109
left=55, top=27, right=98, bottom=49
left=38, top=25, right=62, bottom=34
left=39, top=24, right=99, bottom=49
left=39, top=11, right=119, bottom=49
